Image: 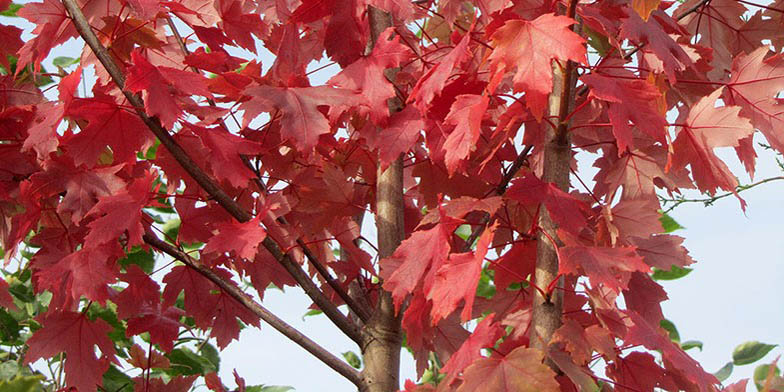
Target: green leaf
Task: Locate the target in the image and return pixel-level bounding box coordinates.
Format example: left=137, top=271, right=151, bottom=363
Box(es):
left=659, top=319, right=680, bottom=343
left=302, top=309, right=323, bottom=320
left=162, top=218, right=181, bottom=244
left=680, top=340, right=703, bottom=351
left=51, top=56, right=79, bottom=68
left=166, top=347, right=217, bottom=376
left=342, top=351, right=362, bottom=369
left=199, top=342, right=220, bottom=372
left=733, top=341, right=777, bottom=365
left=475, top=269, right=496, bottom=299
left=0, top=4, right=23, bottom=17
left=659, top=212, right=684, bottom=233
left=455, top=224, right=472, bottom=241
left=102, top=365, right=132, bottom=392
left=651, top=265, right=692, bottom=281
left=118, top=247, right=155, bottom=273
left=0, top=375, right=44, bottom=392
left=713, top=362, right=733, bottom=382
left=584, top=26, right=612, bottom=56
left=0, top=309, right=20, bottom=342
left=245, top=386, right=295, bottom=392
left=8, top=283, right=34, bottom=303
left=0, top=361, right=20, bottom=381
left=754, top=364, right=780, bottom=390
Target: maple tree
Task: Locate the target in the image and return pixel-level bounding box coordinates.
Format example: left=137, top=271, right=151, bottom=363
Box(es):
left=1, top=0, right=784, bottom=390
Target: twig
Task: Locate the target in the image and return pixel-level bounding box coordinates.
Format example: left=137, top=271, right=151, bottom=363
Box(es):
left=166, top=15, right=372, bottom=324
left=61, top=0, right=361, bottom=344
left=142, top=233, right=364, bottom=388
left=660, top=176, right=784, bottom=213
left=461, top=144, right=533, bottom=252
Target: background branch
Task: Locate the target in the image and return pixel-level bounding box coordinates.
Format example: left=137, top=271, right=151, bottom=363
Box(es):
left=61, top=0, right=362, bottom=344
left=142, top=233, right=364, bottom=388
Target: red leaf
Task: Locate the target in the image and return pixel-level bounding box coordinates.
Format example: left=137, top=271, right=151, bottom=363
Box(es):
left=581, top=73, right=667, bottom=152
left=329, top=27, right=412, bottom=123
left=443, top=94, right=489, bottom=174
left=126, top=50, right=212, bottom=128
left=25, top=311, right=117, bottom=392
left=427, top=224, right=494, bottom=323
left=457, top=347, right=560, bottom=392
left=211, top=290, right=260, bottom=348
left=24, top=157, right=125, bottom=224
left=217, top=0, right=267, bottom=50
left=408, top=29, right=473, bottom=112
left=0, top=278, right=16, bottom=310
left=606, top=352, right=677, bottom=392
left=628, top=234, right=695, bottom=270
left=559, top=246, right=649, bottom=293
left=671, top=87, right=754, bottom=198
left=440, top=314, right=503, bottom=378
left=203, top=215, right=267, bottom=261
left=625, top=310, right=720, bottom=389
left=16, top=0, right=77, bottom=71
left=125, top=304, right=184, bottom=352
left=726, top=48, right=784, bottom=154
left=369, top=105, right=424, bottom=170
left=381, top=209, right=463, bottom=310
left=489, top=14, right=586, bottom=118
left=84, top=172, right=155, bottom=248
left=162, top=265, right=219, bottom=328
left=505, top=174, right=588, bottom=235
left=619, top=8, right=693, bottom=81
left=65, top=94, right=155, bottom=167
left=241, top=85, right=361, bottom=152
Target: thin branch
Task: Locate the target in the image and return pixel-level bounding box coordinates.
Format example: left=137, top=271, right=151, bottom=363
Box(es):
left=61, top=0, right=361, bottom=344
left=660, top=176, right=784, bottom=213
left=164, top=16, right=371, bottom=324
left=461, top=144, right=533, bottom=252
left=240, top=156, right=372, bottom=322
left=142, top=233, right=364, bottom=388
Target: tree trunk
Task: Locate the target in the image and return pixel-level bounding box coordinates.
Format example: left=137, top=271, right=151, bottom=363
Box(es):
left=530, top=3, right=579, bottom=364
left=361, top=8, right=404, bottom=392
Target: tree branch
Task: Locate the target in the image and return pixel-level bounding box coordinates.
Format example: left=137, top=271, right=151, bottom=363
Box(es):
left=163, top=16, right=372, bottom=324
left=61, top=0, right=361, bottom=344
left=461, top=144, right=534, bottom=252
left=660, top=176, right=784, bottom=213
left=142, top=233, right=364, bottom=388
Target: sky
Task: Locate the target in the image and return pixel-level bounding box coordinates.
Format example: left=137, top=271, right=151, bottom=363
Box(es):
left=3, top=4, right=784, bottom=392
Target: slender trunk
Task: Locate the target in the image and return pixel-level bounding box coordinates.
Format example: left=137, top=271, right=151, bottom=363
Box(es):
left=361, top=8, right=404, bottom=392
left=530, top=2, right=580, bottom=365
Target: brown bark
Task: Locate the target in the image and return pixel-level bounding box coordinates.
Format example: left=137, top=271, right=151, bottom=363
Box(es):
left=530, top=0, right=580, bottom=365
left=361, top=8, right=404, bottom=392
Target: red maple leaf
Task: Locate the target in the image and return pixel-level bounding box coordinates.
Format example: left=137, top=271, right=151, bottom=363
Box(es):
left=457, top=347, right=560, bottom=391
left=125, top=303, right=184, bottom=353
left=65, top=93, right=155, bottom=167
left=241, top=85, right=362, bottom=152
left=671, top=87, right=754, bottom=197
left=125, top=49, right=213, bottom=129
left=202, top=215, right=267, bottom=261
left=440, top=314, right=503, bottom=377
left=329, top=27, right=412, bottom=123
left=408, top=29, right=473, bottom=112
left=505, top=174, right=588, bottom=235
left=442, top=94, right=489, bottom=174
left=488, top=13, right=586, bottom=118
left=381, top=209, right=463, bottom=310
left=559, top=246, right=649, bottom=293
left=625, top=310, right=720, bottom=389
left=581, top=72, right=667, bottom=152
left=25, top=311, right=117, bottom=392
left=427, top=224, right=494, bottom=323
left=84, top=172, right=155, bottom=248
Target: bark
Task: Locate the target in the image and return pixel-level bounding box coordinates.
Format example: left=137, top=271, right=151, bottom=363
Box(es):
left=361, top=8, right=404, bottom=392
left=530, top=0, right=580, bottom=366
